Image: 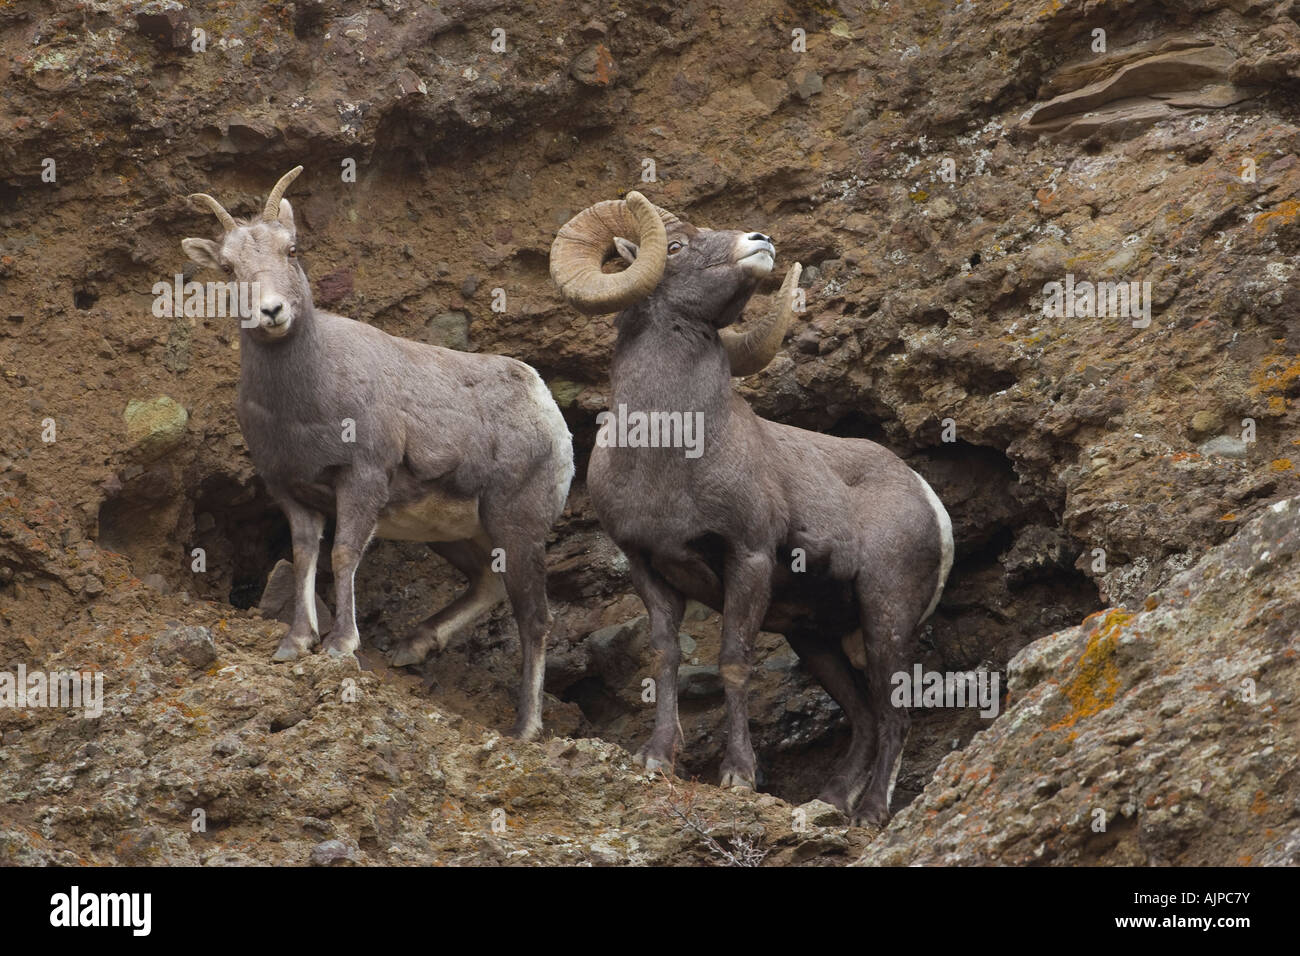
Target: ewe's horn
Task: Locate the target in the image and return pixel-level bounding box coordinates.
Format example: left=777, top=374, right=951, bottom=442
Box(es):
left=262, top=165, right=304, bottom=221
left=722, top=262, right=803, bottom=377
left=550, top=191, right=677, bottom=314
left=188, top=193, right=236, bottom=232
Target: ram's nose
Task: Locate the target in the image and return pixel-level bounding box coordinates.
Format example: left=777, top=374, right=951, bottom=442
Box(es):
left=735, top=233, right=776, bottom=275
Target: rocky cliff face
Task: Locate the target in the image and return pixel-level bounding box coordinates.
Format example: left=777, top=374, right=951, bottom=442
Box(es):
left=1, top=0, right=1298, bottom=864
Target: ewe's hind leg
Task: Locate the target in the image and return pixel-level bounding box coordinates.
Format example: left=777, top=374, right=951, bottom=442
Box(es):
left=480, top=504, right=553, bottom=740
left=321, top=473, right=381, bottom=659
left=390, top=534, right=505, bottom=667
left=784, top=629, right=875, bottom=816
left=852, top=596, right=922, bottom=826
left=272, top=500, right=326, bottom=662
left=625, top=550, right=686, bottom=773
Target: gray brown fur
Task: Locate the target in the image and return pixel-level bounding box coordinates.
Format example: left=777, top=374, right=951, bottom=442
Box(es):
left=183, top=175, right=573, bottom=740
left=586, top=218, right=953, bottom=824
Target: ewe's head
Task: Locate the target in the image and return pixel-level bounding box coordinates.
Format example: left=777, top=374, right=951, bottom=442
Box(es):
left=551, top=192, right=802, bottom=376
left=181, top=166, right=310, bottom=341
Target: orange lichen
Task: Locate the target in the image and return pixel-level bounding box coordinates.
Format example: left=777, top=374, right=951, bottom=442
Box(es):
left=1270, top=458, right=1293, bottom=472
left=1253, top=198, right=1300, bottom=233
left=1050, top=609, right=1131, bottom=731
left=1250, top=354, right=1300, bottom=395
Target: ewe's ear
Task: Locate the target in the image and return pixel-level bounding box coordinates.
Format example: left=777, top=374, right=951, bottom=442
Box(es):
left=277, top=198, right=296, bottom=234
left=181, top=238, right=223, bottom=270
left=613, top=236, right=638, bottom=264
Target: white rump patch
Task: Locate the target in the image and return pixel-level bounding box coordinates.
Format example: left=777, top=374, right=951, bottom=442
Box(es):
left=912, top=470, right=954, bottom=622
left=523, top=364, right=576, bottom=517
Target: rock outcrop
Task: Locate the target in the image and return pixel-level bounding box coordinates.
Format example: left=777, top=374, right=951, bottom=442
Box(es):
left=2, top=0, right=1299, bottom=864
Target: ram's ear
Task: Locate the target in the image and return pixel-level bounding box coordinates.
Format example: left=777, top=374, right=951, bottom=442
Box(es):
left=181, top=238, right=223, bottom=270
left=613, top=236, right=638, bottom=264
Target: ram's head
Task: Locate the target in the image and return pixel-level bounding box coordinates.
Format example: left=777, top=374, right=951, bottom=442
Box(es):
left=550, top=192, right=802, bottom=376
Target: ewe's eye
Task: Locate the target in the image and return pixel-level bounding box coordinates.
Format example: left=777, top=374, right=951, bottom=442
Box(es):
left=667, top=240, right=684, bottom=254
left=221, top=261, right=234, bottom=275
left=287, top=244, right=297, bottom=257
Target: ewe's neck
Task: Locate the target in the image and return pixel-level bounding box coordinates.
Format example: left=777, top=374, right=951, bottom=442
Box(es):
left=238, top=305, right=324, bottom=398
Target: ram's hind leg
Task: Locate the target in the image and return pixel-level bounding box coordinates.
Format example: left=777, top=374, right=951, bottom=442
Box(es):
left=784, top=629, right=875, bottom=817
left=851, top=594, right=922, bottom=827
left=390, top=534, right=505, bottom=667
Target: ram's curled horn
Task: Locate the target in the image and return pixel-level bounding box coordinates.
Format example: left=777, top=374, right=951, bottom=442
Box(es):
left=550, top=191, right=678, bottom=314
left=262, top=166, right=304, bottom=221
left=722, top=262, right=803, bottom=377
left=188, top=193, right=237, bottom=232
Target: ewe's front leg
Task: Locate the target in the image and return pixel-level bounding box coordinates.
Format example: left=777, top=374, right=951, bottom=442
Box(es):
left=718, top=548, right=773, bottom=790
left=272, top=501, right=325, bottom=662
left=626, top=550, right=686, bottom=773
left=322, top=474, right=381, bottom=659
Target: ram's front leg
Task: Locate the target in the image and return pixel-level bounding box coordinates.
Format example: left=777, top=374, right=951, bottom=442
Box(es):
left=272, top=500, right=326, bottom=662
left=718, top=548, right=773, bottom=790
left=626, top=550, right=686, bottom=773
left=322, top=473, right=381, bottom=659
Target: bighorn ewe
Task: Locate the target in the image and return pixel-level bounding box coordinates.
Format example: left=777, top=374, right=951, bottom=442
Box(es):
left=183, top=167, right=574, bottom=739
left=550, top=193, right=953, bottom=823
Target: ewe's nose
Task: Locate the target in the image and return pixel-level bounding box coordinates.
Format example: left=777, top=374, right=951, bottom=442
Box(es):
left=260, top=299, right=285, bottom=323
left=747, top=233, right=772, bottom=243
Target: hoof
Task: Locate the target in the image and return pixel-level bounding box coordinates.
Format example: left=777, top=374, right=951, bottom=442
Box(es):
left=632, top=746, right=674, bottom=774
left=719, top=769, right=756, bottom=791
left=320, top=626, right=360, bottom=658
left=324, top=644, right=357, bottom=661
left=389, top=641, right=428, bottom=668
left=272, top=637, right=313, bottom=662
left=508, top=718, right=542, bottom=741
left=643, top=755, right=671, bottom=774
left=849, top=813, right=888, bottom=830
left=848, top=801, right=891, bottom=829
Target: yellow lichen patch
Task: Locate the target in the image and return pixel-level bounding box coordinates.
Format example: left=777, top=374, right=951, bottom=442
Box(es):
left=1249, top=354, right=1300, bottom=395
left=1253, top=198, right=1300, bottom=233
left=1270, top=458, right=1293, bottom=472
left=1049, top=609, right=1132, bottom=731
left=909, top=189, right=929, bottom=203
left=1220, top=512, right=1237, bottom=521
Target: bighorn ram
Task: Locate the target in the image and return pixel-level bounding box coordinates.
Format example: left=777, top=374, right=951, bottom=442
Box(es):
left=183, top=167, right=573, bottom=738
left=550, top=193, right=953, bottom=823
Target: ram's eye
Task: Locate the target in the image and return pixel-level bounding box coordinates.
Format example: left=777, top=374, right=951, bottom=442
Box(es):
left=287, top=244, right=297, bottom=257
left=221, top=261, right=234, bottom=275
left=667, top=240, right=684, bottom=254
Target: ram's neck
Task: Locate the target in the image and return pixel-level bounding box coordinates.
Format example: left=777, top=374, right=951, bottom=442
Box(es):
left=610, top=302, right=732, bottom=416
